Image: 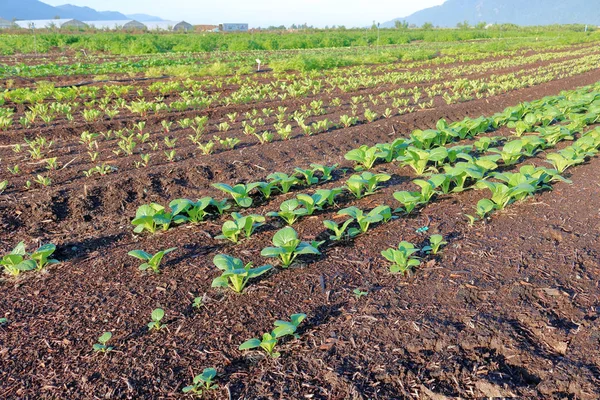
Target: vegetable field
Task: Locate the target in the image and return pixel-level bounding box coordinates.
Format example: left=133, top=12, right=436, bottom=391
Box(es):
left=1, top=31, right=600, bottom=399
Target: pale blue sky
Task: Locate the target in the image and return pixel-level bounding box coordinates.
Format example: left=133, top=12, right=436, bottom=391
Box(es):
left=43, top=0, right=446, bottom=27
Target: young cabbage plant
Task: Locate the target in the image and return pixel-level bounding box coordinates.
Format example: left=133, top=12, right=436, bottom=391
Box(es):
left=169, top=197, right=213, bottom=224
left=393, top=191, right=423, bottom=214
left=128, top=247, right=177, bottom=274
left=267, top=199, right=308, bottom=225
left=397, top=146, right=448, bottom=175
left=338, top=205, right=391, bottom=233
left=132, top=203, right=186, bottom=233
left=148, top=308, right=165, bottom=331
left=239, top=313, right=306, bottom=358
left=213, top=182, right=261, bottom=208
left=256, top=181, right=278, bottom=199
left=381, top=241, right=421, bottom=274
left=476, top=180, right=536, bottom=210
left=261, top=227, right=322, bottom=268
left=409, top=129, right=439, bottom=149
left=294, top=167, right=319, bottom=186
left=323, top=219, right=359, bottom=241
left=344, top=145, right=379, bottom=170
left=267, top=172, right=299, bottom=194
left=413, top=175, right=447, bottom=203
left=314, top=188, right=343, bottom=206
left=375, top=138, right=409, bottom=162
left=29, top=243, right=59, bottom=271
left=182, top=368, right=218, bottom=395
left=210, top=198, right=231, bottom=215
left=0, top=242, right=36, bottom=276
left=545, top=148, right=586, bottom=173
left=490, top=140, right=524, bottom=166
left=211, top=254, right=272, bottom=293
left=93, top=332, right=113, bottom=353
left=216, top=213, right=265, bottom=243
left=346, top=172, right=391, bottom=199
left=296, top=193, right=329, bottom=215
left=423, top=234, right=447, bottom=255
left=309, top=163, right=337, bottom=181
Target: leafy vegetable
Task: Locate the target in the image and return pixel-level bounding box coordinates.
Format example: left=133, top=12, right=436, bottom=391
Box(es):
left=239, top=313, right=306, bottom=358
left=128, top=247, right=177, bottom=273
left=381, top=241, right=421, bottom=274
left=261, top=227, right=322, bottom=267
left=215, top=213, right=265, bottom=243
left=182, top=368, right=218, bottom=395
left=211, top=254, right=272, bottom=293
left=93, top=332, right=113, bottom=353
left=148, top=308, right=165, bottom=331
left=213, top=182, right=261, bottom=208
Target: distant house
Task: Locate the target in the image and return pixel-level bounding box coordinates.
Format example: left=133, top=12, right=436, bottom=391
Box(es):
left=84, top=20, right=147, bottom=31
left=220, top=23, right=249, bottom=32
left=195, top=24, right=218, bottom=32
left=0, top=17, right=15, bottom=29
left=14, top=19, right=88, bottom=29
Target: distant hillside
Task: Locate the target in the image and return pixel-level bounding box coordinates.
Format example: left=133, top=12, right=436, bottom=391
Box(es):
left=0, top=0, right=163, bottom=22
left=383, top=0, right=600, bottom=28
left=55, top=5, right=127, bottom=20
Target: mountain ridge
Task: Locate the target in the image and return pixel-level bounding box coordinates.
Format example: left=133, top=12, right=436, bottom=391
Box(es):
left=383, top=0, right=600, bottom=27
left=0, top=0, right=163, bottom=22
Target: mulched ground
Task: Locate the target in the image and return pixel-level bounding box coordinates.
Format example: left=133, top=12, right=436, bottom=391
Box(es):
left=0, top=54, right=599, bottom=399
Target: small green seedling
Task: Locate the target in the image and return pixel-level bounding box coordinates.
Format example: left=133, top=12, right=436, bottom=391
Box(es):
left=216, top=213, right=265, bottom=243
left=323, top=219, right=359, bottom=241
left=182, top=368, right=218, bottom=395
left=0, top=317, right=7, bottom=325
left=261, top=227, right=322, bottom=268
left=93, top=332, right=113, bottom=353
left=1, top=242, right=36, bottom=276
left=148, top=308, right=165, bottom=331
left=423, top=234, right=447, bottom=254
left=239, top=313, right=306, bottom=358
left=192, top=297, right=204, bottom=309
left=30, top=244, right=59, bottom=270
left=211, top=254, right=272, bottom=293
left=267, top=199, right=308, bottom=225
left=381, top=241, right=421, bottom=274
left=353, top=289, right=368, bottom=299
left=212, top=183, right=261, bottom=208
left=128, top=248, right=177, bottom=274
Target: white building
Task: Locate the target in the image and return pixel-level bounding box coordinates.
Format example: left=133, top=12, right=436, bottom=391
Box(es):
left=144, top=21, right=193, bottom=32
left=0, top=18, right=15, bottom=29
left=84, top=20, right=147, bottom=30
left=14, top=19, right=88, bottom=29
left=220, top=23, right=249, bottom=32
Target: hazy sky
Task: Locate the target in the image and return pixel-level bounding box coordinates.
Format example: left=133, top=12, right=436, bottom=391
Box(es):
left=42, top=0, right=446, bottom=27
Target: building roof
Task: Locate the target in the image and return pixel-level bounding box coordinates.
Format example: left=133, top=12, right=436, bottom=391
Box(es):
left=83, top=20, right=146, bottom=29
left=14, top=19, right=86, bottom=29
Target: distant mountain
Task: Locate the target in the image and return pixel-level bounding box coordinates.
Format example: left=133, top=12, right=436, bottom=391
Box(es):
left=55, top=5, right=127, bottom=20
left=383, top=0, right=600, bottom=28
left=0, top=0, right=163, bottom=22
left=126, top=14, right=164, bottom=22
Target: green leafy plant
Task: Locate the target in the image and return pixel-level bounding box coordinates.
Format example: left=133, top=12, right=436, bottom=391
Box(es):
left=169, top=197, right=213, bottom=224
left=381, top=241, right=421, bottom=274
left=310, top=163, right=337, bottom=181
left=132, top=203, right=186, bottom=233
left=30, top=243, right=59, bottom=271
left=338, top=205, right=391, bottom=233
left=182, top=368, right=218, bottom=395
left=346, top=172, right=391, bottom=199
left=211, top=254, right=272, bottom=293
left=323, top=219, right=359, bottom=241
left=216, top=213, right=265, bottom=243
left=353, top=288, right=368, bottom=298
left=93, top=332, right=113, bottom=353
left=267, top=199, right=308, bottom=225
left=392, top=191, right=423, bottom=214
left=267, top=172, right=299, bottom=194
left=261, top=227, right=322, bottom=267
left=344, top=145, right=379, bottom=170
left=0, top=242, right=36, bottom=276
left=148, top=308, right=166, bottom=331
left=213, top=183, right=261, bottom=208
left=423, top=234, right=447, bottom=254
left=239, top=313, right=306, bottom=358
left=128, top=248, right=177, bottom=273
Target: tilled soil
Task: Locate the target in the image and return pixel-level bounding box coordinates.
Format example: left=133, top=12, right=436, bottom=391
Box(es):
left=0, top=61, right=599, bottom=399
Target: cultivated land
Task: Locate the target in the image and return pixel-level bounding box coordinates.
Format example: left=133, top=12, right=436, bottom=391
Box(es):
left=1, top=30, right=600, bottom=399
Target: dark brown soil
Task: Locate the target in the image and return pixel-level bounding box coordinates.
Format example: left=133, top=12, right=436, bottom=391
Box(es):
left=0, top=50, right=599, bottom=399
